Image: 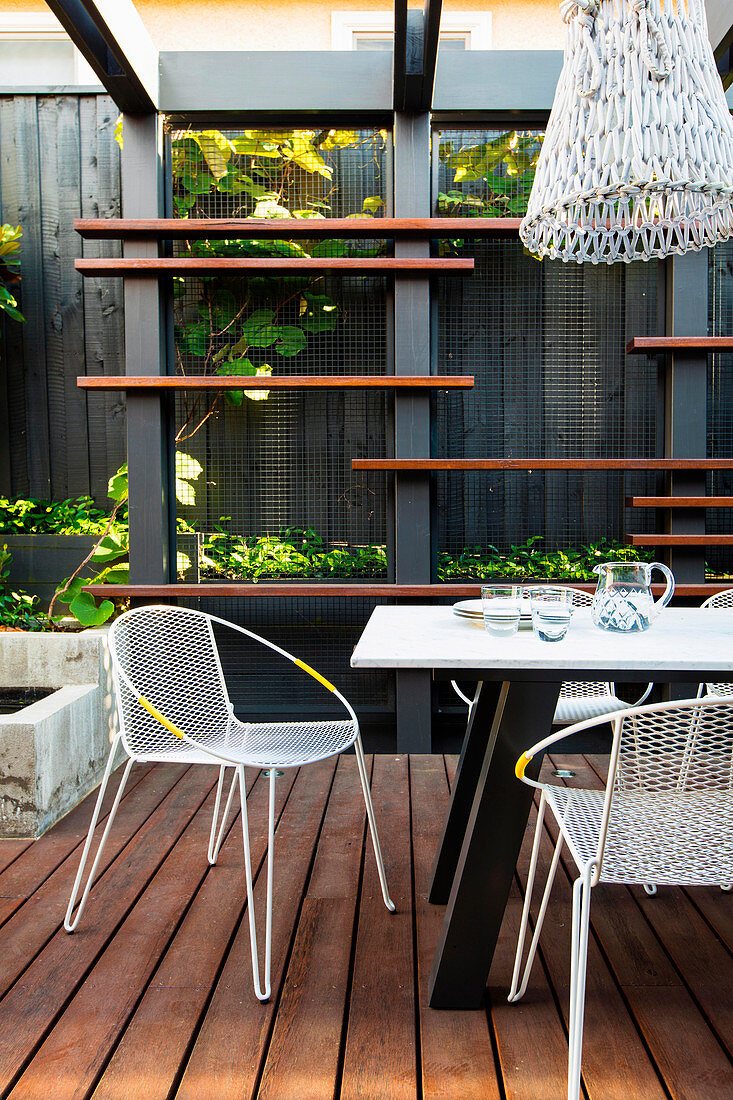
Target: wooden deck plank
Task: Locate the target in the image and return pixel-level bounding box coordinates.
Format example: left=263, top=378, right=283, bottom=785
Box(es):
left=488, top=832, right=575, bottom=1100
left=0, top=763, right=153, bottom=931
left=0, top=841, right=33, bottom=878
left=87, top=766, right=296, bottom=1100
left=0, top=753, right=728, bottom=1099
left=410, top=754, right=500, bottom=1100
left=256, top=755, right=370, bottom=1100
left=12, top=769, right=277, bottom=1100
left=683, top=887, right=733, bottom=956
left=340, top=754, right=417, bottom=1100
left=579, top=753, right=733, bottom=1050
left=515, top=796, right=668, bottom=1100
left=0, top=766, right=219, bottom=1092
left=549, top=755, right=733, bottom=1099
left=174, top=758, right=337, bottom=1100
left=0, top=763, right=183, bottom=998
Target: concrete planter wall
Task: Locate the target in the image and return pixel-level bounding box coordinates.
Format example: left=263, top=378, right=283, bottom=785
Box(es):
left=3, top=534, right=97, bottom=603
left=0, top=629, right=117, bottom=838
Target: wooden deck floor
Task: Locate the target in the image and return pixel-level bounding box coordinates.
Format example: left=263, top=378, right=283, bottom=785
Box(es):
left=0, top=752, right=730, bottom=1099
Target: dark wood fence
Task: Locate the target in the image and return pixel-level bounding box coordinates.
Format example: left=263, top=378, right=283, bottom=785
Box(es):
left=0, top=93, right=125, bottom=503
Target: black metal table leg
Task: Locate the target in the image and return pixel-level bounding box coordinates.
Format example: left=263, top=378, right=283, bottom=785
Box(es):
left=429, top=680, right=501, bottom=903
left=428, top=679, right=560, bottom=1009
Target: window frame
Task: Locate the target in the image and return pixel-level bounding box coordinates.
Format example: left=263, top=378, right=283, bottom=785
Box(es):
left=0, top=12, right=101, bottom=85
left=331, top=10, right=492, bottom=51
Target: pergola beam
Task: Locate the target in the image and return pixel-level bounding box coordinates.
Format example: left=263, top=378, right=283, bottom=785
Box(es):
left=393, top=0, right=444, bottom=112
left=44, top=0, right=159, bottom=112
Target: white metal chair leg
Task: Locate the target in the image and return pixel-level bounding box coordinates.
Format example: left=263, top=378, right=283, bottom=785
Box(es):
left=208, top=765, right=238, bottom=865
left=353, top=734, right=396, bottom=912
left=567, top=869, right=593, bottom=1100
left=238, top=764, right=273, bottom=1002
left=509, top=795, right=564, bottom=1003
left=65, top=740, right=133, bottom=933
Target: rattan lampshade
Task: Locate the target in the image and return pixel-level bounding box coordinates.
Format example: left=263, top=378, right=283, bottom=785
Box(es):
left=520, top=0, right=733, bottom=264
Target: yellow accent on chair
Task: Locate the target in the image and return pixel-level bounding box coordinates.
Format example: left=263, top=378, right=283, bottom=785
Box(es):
left=294, top=658, right=336, bottom=694
left=138, top=696, right=185, bottom=740
left=515, top=751, right=533, bottom=780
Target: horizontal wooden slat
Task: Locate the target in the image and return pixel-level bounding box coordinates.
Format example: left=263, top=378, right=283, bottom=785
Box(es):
left=82, top=582, right=731, bottom=598
left=351, top=458, right=733, bottom=471
left=77, top=374, right=474, bottom=392
left=627, top=496, right=733, bottom=508
left=626, top=337, right=733, bottom=354
left=74, top=217, right=522, bottom=240
left=628, top=534, right=733, bottom=546
left=75, top=257, right=475, bottom=277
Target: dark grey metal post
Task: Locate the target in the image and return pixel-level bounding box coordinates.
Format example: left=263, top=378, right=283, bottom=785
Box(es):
left=393, top=111, right=432, bottom=752
left=122, top=113, right=169, bottom=586
left=665, top=249, right=708, bottom=584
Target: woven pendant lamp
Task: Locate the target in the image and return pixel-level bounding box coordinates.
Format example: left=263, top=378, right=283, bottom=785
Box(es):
left=520, top=0, right=733, bottom=264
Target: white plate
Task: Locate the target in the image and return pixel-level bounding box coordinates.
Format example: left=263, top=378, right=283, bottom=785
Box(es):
left=453, top=598, right=532, bottom=619
left=452, top=599, right=484, bottom=617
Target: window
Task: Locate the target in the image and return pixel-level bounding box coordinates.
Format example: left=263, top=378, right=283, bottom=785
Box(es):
left=0, top=13, right=101, bottom=86
left=331, top=11, right=492, bottom=51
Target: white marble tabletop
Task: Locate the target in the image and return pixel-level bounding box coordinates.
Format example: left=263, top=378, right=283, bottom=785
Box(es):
left=350, top=605, right=733, bottom=675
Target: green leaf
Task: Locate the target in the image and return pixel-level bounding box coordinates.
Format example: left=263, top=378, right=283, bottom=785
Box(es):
left=92, top=531, right=128, bottom=563
left=252, top=199, right=292, bottom=219
left=299, top=294, right=338, bottom=333
left=362, top=196, right=384, bottom=214
left=283, top=138, right=333, bottom=178
left=175, top=552, right=191, bottom=576
left=54, top=576, right=84, bottom=606
left=274, top=327, right=306, bottom=357
left=175, top=452, right=203, bottom=506
left=180, top=320, right=210, bottom=357
left=240, top=310, right=280, bottom=347
left=192, top=130, right=234, bottom=181
left=243, top=363, right=272, bottom=402
left=176, top=452, right=203, bottom=480
left=173, top=194, right=196, bottom=214
left=107, top=464, right=128, bottom=502
left=69, top=591, right=115, bottom=626
left=98, top=565, right=129, bottom=584
left=310, top=240, right=346, bottom=258
left=0, top=298, right=25, bottom=323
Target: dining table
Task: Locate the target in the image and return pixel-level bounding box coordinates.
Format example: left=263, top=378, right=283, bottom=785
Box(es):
left=350, top=602, right=733, bottom=1009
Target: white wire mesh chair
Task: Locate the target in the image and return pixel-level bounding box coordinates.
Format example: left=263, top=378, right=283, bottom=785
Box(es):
left=64, top=605, right=394, bottom=1001
left=698, top=588, right=733, bottom=700
left=508, top=697, right=733, bottom=1100
left=451, top=587, right=652, bottom=726
left=550, top=588, right=652, bottom=724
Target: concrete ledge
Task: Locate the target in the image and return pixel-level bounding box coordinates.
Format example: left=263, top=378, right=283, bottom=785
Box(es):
left=0, top=630, right=118, bottom=838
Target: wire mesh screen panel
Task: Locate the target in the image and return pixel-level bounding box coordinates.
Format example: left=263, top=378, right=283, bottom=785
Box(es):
left=434, top=128, right=659, bottom=579
left=185, top=596, right=393, bottom=717
left=168, top=125, right=391, bottom=716
left=708, top=241, right=733, bottom=579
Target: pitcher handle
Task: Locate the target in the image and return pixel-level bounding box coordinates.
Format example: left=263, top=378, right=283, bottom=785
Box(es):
left=650, top=562, right=675, bottom=612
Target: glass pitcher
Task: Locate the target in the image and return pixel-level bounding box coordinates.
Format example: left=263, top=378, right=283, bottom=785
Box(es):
left=591, top=561, right=675, bottom=633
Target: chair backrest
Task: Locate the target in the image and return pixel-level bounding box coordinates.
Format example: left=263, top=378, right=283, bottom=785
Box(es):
left=701, top=588, right=733, bottom=609
left=109, top=605, right=232, bottom=756
left=603, top=699, right=733, bottom=884
left=567, top=587, right=594, bottom=607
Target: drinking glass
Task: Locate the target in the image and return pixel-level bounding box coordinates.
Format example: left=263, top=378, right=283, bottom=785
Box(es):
left=481, top=584, right=522, bottom=637
left=529, top=587, right=574, bottom=642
